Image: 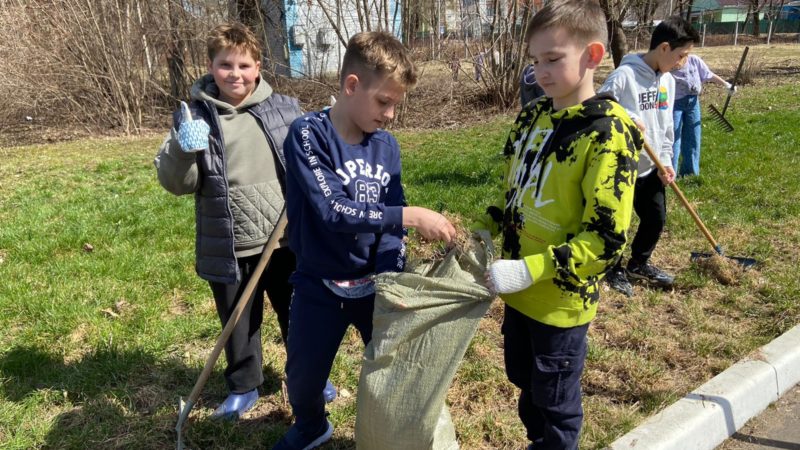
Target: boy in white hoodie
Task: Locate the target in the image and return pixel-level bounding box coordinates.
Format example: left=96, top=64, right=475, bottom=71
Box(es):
left=599, top=16, right=699, bottom=297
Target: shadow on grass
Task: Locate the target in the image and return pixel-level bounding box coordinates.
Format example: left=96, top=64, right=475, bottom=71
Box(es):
left=0, top=344, right=290, bottom=449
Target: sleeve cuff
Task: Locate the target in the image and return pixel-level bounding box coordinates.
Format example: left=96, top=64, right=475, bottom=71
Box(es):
left=523, top=252, right=556, bottom=284
left=384, top=205, right=403, bottom=231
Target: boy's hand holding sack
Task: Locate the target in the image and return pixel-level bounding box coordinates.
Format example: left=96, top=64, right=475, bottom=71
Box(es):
left=177, top=101, right=211, bottom=153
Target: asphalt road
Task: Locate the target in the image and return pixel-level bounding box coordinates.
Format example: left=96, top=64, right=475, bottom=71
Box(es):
left=717, top=383, right=800, bottom=450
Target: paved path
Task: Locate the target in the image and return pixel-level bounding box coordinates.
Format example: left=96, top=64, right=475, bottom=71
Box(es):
left=717, top=383, right=800, bottom=450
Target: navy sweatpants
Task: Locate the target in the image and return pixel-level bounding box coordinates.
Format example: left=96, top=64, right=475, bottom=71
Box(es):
left=503, top=305, right=589, bottom=450
left=284, top=271, right=374, bottom=435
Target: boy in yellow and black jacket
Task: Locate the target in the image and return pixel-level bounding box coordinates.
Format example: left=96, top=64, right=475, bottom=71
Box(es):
left=475, top=1, right=642, bottom=448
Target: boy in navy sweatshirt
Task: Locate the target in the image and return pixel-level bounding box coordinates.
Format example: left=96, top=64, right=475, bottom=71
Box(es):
left=272, top=31, right=456, bottom=450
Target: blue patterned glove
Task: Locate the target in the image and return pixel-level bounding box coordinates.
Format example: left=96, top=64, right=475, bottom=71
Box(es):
left=177, top=101, right=210, bottom=153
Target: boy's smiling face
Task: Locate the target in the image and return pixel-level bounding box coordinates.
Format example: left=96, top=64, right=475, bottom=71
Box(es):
left=527, top=26, right=604, bottom=109
left=207, top=48, right=261, bottom=106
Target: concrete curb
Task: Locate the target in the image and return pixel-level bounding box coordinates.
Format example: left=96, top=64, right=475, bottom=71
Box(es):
left=608, top=324, right=800, bottom=450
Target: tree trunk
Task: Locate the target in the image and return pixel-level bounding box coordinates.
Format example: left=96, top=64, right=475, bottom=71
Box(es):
left=167, top=0, right=187, bottom=103
left=600, top=0, right=630, bottom=68
left=230, top=0, right=262, bottom=31
left=609, top=20, right=628, bottom=67
left=751, top=1, right=762, bottom=37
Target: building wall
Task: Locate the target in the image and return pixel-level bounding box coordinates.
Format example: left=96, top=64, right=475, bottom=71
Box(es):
left=265, top=0, right=402, bottom=78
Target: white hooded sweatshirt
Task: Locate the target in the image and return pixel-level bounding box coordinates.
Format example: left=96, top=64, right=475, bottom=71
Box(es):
left=599, top=53, right=675, bottom=177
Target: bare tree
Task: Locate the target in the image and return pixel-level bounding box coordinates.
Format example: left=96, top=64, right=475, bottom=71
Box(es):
left=0, top=0, right=226, bottom=133
left=746, top=0, right=770, bottom=37
left=168, top=0, right=189, bottom=103
left=600, top=0, right=633, bottom=67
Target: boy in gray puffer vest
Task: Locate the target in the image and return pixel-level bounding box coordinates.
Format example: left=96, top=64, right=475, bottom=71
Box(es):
left=154, top=22, right=335, bottom=420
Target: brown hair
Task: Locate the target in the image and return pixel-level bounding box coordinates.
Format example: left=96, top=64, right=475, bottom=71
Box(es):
left=525, top=0, right=608, bottom=47
left=206, top=22, right=262, bottom=62
left=340, top=31, right=417, bottom=89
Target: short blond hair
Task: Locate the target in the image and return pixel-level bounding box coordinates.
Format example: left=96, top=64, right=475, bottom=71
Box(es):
left=206, top=22, right=262, bottom=62
left=340, top=31, right=417, bottom=89
left=525, top=0, right=608, bottom=47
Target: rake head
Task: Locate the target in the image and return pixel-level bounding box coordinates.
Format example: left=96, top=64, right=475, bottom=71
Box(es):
left=690, top=251, right=759, bottom=269
left=707, top=104, right=734, bottom=132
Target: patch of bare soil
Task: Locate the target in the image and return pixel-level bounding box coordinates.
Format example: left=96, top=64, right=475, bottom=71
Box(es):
left=268, top=59, right=508, bottom=131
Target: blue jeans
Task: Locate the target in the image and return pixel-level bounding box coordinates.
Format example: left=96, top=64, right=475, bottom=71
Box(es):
left=672, top=94, right=702, bottom=177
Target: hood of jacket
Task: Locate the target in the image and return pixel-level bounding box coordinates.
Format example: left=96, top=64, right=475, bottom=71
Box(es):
left=619, top=53, right=661, bottom=82
left=190, top=73, right=273, bottom=112
left=604, top=53, right=675, bottom=175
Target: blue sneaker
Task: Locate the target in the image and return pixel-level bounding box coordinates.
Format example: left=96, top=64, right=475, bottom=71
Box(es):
left=210, top=388, right=258, bottom=420
left=272, top=419, right=333, bottom=450
left=323, top=379, right=337, bottom=404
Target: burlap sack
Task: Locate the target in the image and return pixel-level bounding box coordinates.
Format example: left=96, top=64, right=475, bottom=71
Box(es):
left=356, top=238, right=495, bottom=450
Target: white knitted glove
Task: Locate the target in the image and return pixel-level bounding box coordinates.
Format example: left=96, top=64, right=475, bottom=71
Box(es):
left=724, top=82, right=737, bottom=95
left=486, top=259, right=533, bottom=294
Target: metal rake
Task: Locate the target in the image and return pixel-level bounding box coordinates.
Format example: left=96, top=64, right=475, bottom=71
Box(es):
left=707, top=46, right=749, bottom=133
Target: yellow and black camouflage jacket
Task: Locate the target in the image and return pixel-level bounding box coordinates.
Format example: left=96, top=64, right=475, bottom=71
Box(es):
left=477, top=93, right=642, bottom=327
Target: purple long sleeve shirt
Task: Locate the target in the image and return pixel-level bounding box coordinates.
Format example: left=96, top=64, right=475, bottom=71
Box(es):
left=671, top=54, right=715, bottom=99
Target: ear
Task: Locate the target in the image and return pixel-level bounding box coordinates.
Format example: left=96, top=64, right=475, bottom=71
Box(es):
left=343, top=74, right=360, bottom=96
left=585, top=42, right=605, bottom=68
left=255, top=59, right=261, bottom=72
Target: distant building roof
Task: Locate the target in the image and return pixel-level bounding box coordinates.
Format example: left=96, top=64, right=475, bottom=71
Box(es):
left=692, top=0, right=720, bottom=11
left=692, top=0, right=747, bottom=11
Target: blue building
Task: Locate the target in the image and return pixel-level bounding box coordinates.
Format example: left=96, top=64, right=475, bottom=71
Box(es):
left=263, top=0, right=402, bottom=78
left=781, top=1, right=800, bottom=20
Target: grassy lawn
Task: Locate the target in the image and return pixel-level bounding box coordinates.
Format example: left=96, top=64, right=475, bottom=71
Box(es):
left=1, top=59, right=799, bottom=449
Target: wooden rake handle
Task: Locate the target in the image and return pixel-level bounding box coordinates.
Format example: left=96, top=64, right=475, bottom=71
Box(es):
left=642, top=142, right=722, bottom=254
left=185, top=209, right=289, bottom=406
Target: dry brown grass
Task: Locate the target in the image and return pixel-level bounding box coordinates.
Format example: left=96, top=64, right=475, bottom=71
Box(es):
left=695, top=254, right=749, bottom=286
left=405, top=212, right=473, bottom=266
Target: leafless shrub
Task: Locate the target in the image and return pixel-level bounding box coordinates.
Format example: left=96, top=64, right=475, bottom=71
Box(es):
left=0, top=0, right=222, bottom=134
left=737, top=51, right=764, bottom=85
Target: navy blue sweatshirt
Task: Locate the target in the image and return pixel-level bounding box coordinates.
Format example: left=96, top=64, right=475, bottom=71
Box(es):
left=284, top=110, right=406, bottom=280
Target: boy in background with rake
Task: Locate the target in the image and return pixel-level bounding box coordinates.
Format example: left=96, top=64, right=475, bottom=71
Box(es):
left=599, top=16, right=699, bottom=296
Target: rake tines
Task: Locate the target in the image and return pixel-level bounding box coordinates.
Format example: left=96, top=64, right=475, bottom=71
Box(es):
left=707, top=103, right=734, bottom=132
left=707, top=46, right=749, bottom=134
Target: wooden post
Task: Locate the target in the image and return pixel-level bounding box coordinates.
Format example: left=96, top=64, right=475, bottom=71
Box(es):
left=734, top=21, right=739, bottom=46
left=767, top=20, right=774, bottom=44
left=702, top=23, right=707, bottom=47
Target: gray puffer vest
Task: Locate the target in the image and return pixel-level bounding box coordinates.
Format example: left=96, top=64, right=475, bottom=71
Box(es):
left=173, top=94, right=303, bottom=284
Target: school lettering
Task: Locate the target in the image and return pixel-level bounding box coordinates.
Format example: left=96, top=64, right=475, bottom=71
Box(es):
left=313, top=167, right=332, bottom=197
left=336, top=159, right=391, bottom=187
left=300, top=123, right=331, bottom=197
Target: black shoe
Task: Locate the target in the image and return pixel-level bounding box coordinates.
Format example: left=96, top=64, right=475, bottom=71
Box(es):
left=627, top=262, right=674, bottom=288
left=605, top=267, right=633, bottom=297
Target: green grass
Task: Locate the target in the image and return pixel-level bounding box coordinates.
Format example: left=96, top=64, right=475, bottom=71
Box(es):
left=1, top=78, right=799, bottom=449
